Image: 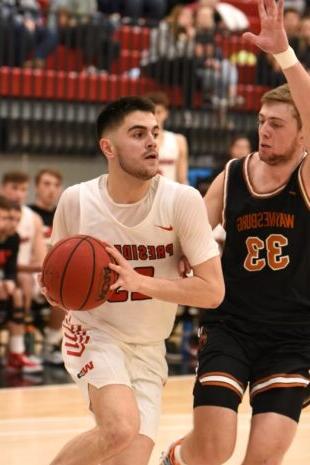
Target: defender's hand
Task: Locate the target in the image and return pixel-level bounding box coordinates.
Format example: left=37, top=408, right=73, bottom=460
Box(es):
left=243, top=0, right=289, bottom=54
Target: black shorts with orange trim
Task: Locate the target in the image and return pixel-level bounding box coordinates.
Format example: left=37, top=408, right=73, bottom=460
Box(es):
left=193, top=320, right=310, bottom=422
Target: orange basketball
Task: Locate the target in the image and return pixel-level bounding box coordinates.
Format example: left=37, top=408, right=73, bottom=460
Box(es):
left=42, top=235, right=117, bottom=310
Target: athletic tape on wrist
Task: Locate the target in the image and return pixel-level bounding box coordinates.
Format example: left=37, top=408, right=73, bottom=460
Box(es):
left=273, top=46, right=298, bottom=70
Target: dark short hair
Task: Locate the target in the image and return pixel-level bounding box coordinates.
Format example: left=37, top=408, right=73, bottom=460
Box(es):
left=34, top=168, right=63, bottom=186
left=96, top=96, right=155, bottom=140
left=0, top=195, right=13, bottom=211
left=2, top=171, right=30, bottom=185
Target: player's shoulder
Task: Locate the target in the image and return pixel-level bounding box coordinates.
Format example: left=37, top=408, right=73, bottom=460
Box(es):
left=61, top=176, right=99, bottom=198
left=160, top=176, right=201, bottom=200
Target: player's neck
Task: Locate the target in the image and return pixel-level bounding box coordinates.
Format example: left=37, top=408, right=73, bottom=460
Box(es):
left=106, top=173, right=152, bottom=204
left=250, top=150, right=305, bottom=192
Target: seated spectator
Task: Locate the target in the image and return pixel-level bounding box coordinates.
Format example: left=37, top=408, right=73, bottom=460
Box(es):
left=49, top=0, right=120, bottom=72
left=283, top=7, right=302, bottom=52
left=229, top=134, right=252, bottom=159
left=190, top=0, right=249, bottom=33
left=0, top=0, right=58, bottom=68
left=0, top=197, right=42, bottom=373
left=284, top=0, right=306, bottom=15
left=97, top=0, right=167, bottom=24
left=195, top=4, right=215, bottom=33
left=255, top=52, right=286, bottom=87
left=298, top=15, right=310, bottom=71
left=140, top=5, right=196, bottom=84
left=194, top=32, right=239, bottom=108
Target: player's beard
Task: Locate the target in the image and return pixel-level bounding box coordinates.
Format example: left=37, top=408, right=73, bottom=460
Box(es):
left=258, top=137, right=299, bottom=166
left=118, top=152, right=158, bottom=180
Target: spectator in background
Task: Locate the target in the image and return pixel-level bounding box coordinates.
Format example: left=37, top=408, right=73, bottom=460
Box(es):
left=166, top=0, right=196, bottom=15
left=141, top=5, right=195, bottom=65
left=140, top=5, right=196, bottom=88
left=146, top=92, right=189, bottom=184
left=49, top=0, right=120, bottom=72
left=1, top=171, right=47, bottom=315
left=229, top=134, right=252, bottom=159
left=97, top=0, right=167, bottom=24
left=194, top=31, right=239, bottom=108
left=283, top=7, right=302, bottom=52
left=28, top=168, right=64, bottom=365
left=195, top=4, right=215, bottom=33
left=0, top=197, right=43, bottom=373
left=255, top=52, right=286, bottom=87
left=0, top=0, right=58, bottom=68
left=284, top=0, right=306, bottom=15
left=298, top=15, right=310, bottom=71
left=190, top=0, right=249, bottom=33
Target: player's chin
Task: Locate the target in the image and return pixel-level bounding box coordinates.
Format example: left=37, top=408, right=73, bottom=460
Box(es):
left=138, top=167, right=159, bottom=180
left=259, top=149, right=278, bottom=165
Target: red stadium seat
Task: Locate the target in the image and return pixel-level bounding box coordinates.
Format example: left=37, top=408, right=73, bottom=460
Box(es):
left=111, top=50, right=142, bottom=74
left=224, top=0, right=258, bottom=17
left=115, top=26, right=150, bottom=51
left=0, top=67, right=269, bottom=112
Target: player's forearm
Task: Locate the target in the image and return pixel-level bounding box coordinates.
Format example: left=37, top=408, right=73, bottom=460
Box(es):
left=137, top=275, right=224, bottom=309
left=282, top=61, right=310, bottom=144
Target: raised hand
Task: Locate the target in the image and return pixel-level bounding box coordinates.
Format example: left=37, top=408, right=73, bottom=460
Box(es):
left=243, top=0, right=289, bottom=54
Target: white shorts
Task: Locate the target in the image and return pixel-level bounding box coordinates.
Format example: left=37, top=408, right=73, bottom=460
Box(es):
left=62, top=316, right=168, bottom=441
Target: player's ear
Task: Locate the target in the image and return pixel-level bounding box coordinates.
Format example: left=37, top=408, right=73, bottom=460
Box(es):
left=99, top=137, right=115, bottom=160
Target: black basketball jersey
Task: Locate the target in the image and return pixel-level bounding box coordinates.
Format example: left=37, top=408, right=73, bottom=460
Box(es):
left=0, top=233, right=20, bottom=281
left=218, top=154, right=310, bottom=326
left=28, top=204, right=55, bottom=240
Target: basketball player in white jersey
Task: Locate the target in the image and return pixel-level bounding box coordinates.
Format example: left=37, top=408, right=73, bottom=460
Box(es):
left=146, top=92, right=189, bottom=184
left=42, top=96, right=224, bottom=465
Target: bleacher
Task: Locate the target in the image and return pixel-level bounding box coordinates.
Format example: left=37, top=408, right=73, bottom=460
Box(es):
left=0, top=1, right=265, bottom=164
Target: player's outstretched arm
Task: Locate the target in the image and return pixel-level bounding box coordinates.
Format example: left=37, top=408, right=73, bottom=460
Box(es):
left=243, top=0, right=310, bottom=149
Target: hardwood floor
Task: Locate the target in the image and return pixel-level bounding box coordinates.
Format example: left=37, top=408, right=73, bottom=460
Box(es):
left=0, top=376, right=309, bottom=465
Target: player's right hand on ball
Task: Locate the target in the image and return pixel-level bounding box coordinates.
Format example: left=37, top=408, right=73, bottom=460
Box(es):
left=106, top=245, right=144, bottom=293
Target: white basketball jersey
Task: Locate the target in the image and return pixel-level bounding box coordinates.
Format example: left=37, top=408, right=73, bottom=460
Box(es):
left=17, top=205, right=35, bottom=265
left=69, top=176, right=183, bottom=344
left=158, top=130, right=179, bottom=181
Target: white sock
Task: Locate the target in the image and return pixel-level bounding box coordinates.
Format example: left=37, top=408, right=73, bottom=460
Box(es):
left=174, top=444, right=188, bottom=465
left=9, top=335, right=25, bottom=354
left=45, top=327, right=62, bottom=345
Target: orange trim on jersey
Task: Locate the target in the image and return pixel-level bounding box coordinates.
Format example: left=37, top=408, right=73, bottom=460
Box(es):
left=250, top=382, right=308, bottom=400
left=199, top=371, right=245, bottom=397
left=298, top=156, right=310, bottom=209
left=243, top=153, right=288, bottom=198
left=250, top=373, right=309, bottom=399
left=222, top=159, right=235, bottom=229
left=200, top=371, right=245, bottom=386
left=252, top=372, right=308, bottom=387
